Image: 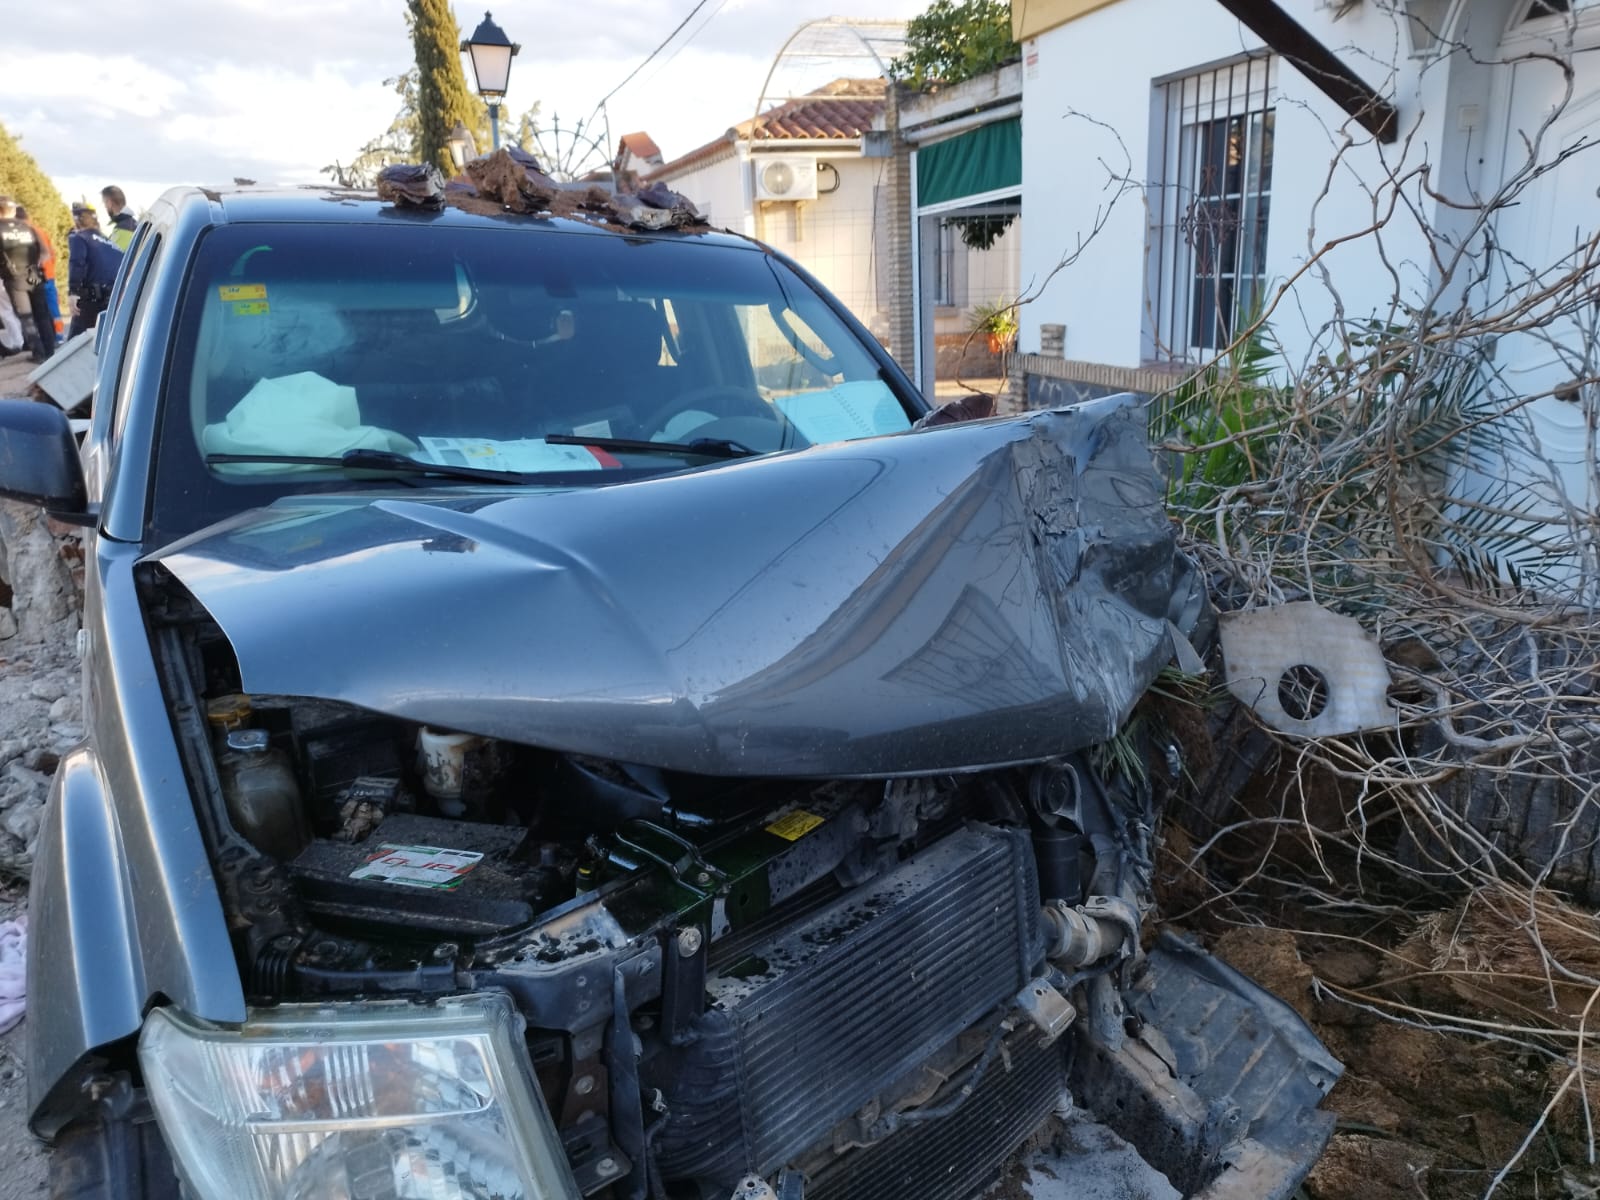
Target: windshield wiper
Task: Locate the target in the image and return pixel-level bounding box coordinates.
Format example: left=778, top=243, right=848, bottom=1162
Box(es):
left=543, top=434, right=756, bottom=459
left=204, top=448, right=532, bottom=484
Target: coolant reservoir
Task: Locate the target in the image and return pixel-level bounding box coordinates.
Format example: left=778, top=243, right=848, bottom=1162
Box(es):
left=418, top=727, right=487, bottom=817
left=205, top=693, right=253, bottom=733
left=216, top=729, right=309, bottom=860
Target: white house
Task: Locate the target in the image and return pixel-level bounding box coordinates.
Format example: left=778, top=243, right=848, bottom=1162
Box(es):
left=645, top=80, right=897, bottom=339
left=643, top=75, right=1023, bottom=389
left=1009, top=0, right=1600, bottom=579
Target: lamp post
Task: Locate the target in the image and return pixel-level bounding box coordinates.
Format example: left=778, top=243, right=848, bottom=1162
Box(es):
left=461, top=12, right=519, bottom=151
left=447, top=122, right=475, bottom=172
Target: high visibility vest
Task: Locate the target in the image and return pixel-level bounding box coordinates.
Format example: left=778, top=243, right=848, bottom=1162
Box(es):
left=28, top=224, right=55, bottom=281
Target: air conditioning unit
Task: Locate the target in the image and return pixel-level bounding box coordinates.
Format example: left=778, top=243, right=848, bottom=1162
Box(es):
left=755, top=156, right=818, bottom=202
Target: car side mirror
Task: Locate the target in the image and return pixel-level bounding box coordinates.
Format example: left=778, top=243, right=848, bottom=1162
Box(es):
left=0, top=399, right=93, bottom=526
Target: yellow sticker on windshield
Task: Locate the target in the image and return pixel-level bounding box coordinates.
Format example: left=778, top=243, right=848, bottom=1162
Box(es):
left=765, top=810, right=824, bottom=841
left=218, top=283, right=267, bottom=302
left=230, top=300, right=270, bottom=316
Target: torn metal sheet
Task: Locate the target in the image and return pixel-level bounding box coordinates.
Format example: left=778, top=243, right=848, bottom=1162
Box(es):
left=152, top=396, right=1206, bottom=777
left=1219, top=601, right=1395, bottom=736
left=1071, top=933, right=1342, bottom=1200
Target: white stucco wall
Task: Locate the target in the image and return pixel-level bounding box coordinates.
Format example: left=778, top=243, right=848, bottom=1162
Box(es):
left=1017, top=0, right=1463, bottom=371
left=753, top=153, right=890, bottom=333
left=1018, top=0, right=1600, bottom=591
left=658, top=152, right=747, bottom=234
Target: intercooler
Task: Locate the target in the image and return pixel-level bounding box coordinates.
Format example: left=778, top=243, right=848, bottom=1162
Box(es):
left=651, top=823, right=1044, bottom=1185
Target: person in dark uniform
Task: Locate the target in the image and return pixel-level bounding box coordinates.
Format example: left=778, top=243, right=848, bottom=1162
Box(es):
left=66, top=203, right=124, bottom=339
left=0, top=195, right=55, bottom=361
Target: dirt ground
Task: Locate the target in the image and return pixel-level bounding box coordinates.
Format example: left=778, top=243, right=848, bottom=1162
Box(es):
left=1156, top=793, right=1598, bottom=1198
left=1203, top=922, right=1558, bottom=1200
left=0, top=881, right=46, bottom=1199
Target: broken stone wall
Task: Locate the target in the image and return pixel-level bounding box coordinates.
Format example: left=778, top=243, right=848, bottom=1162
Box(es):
left=0, top=499, right=85, bottom=877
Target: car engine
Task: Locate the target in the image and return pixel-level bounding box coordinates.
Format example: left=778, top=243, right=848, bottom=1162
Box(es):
left=138, top=564, right=1178, bottom=1200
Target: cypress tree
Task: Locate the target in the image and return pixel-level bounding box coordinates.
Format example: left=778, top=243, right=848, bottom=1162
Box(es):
left=0, top=123, right=71, bottom=257
left=408, top=0, right=487, bottom=172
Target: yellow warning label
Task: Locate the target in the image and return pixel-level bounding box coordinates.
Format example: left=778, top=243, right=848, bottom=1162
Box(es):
left=765, top=810, right=824, bottom=841
left=230, top=301, right=270, bottom=316
left=218, top=283, right=268, bottom=302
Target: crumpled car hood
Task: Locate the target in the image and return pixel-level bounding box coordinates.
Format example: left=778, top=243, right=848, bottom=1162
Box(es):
left=152, top=398, right=1203, bottom=777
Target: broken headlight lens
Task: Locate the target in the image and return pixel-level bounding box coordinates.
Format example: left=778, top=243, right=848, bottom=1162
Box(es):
left=138, top=992, right=579, bottom=1200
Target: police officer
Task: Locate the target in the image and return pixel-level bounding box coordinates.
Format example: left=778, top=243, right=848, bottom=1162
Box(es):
left=67, top=203, right=124, bottom=339
left=100, top=186, right=137, bottom=252
left=0, top=195, right=55, bottom=361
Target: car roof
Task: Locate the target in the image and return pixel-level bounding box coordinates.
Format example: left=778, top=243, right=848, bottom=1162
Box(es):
left=165, top=183, right=758, bottom=250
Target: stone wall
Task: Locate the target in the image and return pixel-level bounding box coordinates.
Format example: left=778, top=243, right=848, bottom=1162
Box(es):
left=0, top=500, right=84, bottom=877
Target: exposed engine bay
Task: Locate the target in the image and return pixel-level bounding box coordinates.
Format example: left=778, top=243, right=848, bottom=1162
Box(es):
left=136, top=566, right=1341, bottom=1200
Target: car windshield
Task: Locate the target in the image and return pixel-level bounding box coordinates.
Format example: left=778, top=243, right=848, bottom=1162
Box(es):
left=168, top=221, right=914, bottom=487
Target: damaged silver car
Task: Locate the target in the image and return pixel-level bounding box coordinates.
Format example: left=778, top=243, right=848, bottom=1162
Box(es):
left=0, top=185, right=1339, bottom=1200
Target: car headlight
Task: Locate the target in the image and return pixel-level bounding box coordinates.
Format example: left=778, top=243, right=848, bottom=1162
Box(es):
left=138, top=992, right=580, bottom=1200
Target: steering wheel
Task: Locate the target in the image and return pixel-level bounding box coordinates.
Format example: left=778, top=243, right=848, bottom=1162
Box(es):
left=639, top=386, right=777, bottom=441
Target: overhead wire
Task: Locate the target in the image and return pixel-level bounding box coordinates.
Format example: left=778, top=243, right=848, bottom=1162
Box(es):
left=583, top=0, right=717, bottom=133
left=637, top=0, right=733, bottom=88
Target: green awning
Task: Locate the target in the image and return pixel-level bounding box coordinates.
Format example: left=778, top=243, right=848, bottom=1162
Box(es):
left=916, top=117, right=1021, bottom=210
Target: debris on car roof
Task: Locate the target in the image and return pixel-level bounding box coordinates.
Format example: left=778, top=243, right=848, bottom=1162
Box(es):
left=375, top=163, right=446, bottom=211
left=375, top=147, right=709, bottom=233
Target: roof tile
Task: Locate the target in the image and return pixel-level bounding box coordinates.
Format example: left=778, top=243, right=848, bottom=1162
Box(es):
left=648, top=78, right=886, bottom=180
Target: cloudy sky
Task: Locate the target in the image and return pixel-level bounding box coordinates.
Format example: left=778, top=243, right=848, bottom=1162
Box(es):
left=2, top=0, right=924, bottom=216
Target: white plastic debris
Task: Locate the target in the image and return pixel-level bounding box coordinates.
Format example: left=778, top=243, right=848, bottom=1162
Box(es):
left=1219, top=601, right=1395, bottom=736
left=0, top=915, right=28, bottom=1034
left=27, top=329, right=97, bottom=410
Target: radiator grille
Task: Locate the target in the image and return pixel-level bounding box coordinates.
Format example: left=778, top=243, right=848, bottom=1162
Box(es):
left=808, top=1028, right=1064, bottom=1200
left=709, top=824, right=1040, bottom=1174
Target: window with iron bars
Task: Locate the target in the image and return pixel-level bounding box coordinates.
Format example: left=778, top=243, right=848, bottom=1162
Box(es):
left=1147, top=55, right=1276, bottom=363
left=933, top=220, right=960, bottom=307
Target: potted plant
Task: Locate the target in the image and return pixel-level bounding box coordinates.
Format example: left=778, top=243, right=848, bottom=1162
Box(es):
left=969, top=300, right=1018, bottom=355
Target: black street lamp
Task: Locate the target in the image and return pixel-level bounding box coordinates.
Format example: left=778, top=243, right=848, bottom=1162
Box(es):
left=461, top=12, right=520, bottom=150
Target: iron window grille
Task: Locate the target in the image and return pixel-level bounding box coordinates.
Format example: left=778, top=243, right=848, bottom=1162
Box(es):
left=1148, top=55, right=1277, bottom=363
left=934, top=220, right=960, bottom=308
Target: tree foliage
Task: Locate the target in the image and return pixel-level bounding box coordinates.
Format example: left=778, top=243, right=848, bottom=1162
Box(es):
left=890, top=0, right=1019, bottom=91
left=409, top=0, right=485, bottom=174
left=325, top=6, right=542, bottom=188
left=0, top=122, right=70, bottom=258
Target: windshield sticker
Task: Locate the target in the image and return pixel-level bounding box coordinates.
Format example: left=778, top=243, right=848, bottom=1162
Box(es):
left=765, top=810, right=825, bottom=841
left=418, top=436, right=610, bottom=473
left=218, top=283, right=268, bottom=302
left=351, top=843, right=483, bottom=890
left=230, top=301, right=270, bottom=317
left=775, top=380, right=910, bottom=446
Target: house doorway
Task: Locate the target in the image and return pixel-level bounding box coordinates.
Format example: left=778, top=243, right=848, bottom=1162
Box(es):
left=910, top=115, right=1022, bottom=399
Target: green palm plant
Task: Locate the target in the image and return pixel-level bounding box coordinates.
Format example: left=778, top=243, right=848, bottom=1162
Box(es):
left=1148, top=319, right=1573, bottom=603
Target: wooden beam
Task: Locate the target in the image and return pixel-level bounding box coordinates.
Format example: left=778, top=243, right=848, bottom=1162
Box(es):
left=1214, top=0, right=1399, bottom=142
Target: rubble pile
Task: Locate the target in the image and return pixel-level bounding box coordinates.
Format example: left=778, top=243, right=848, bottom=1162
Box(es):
left=377, top=148, right=707, bottom=233
left=0, top=501, right=82, bottom=879
left=1138, top=602, right=1600, bottom=1196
